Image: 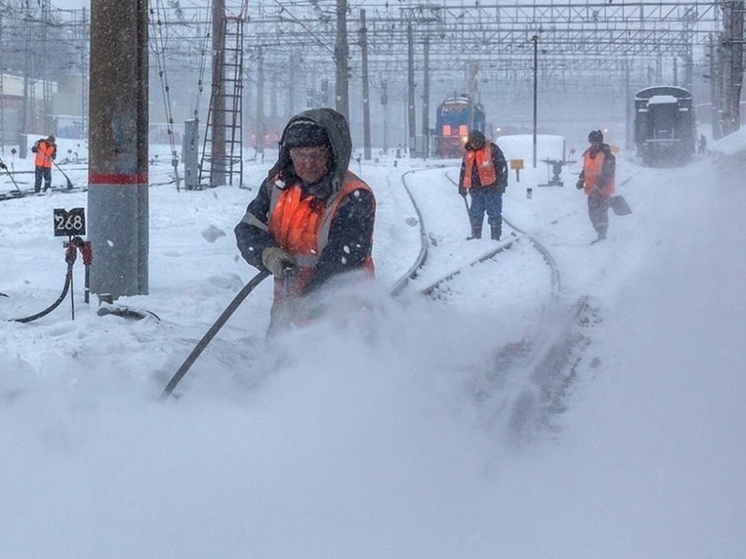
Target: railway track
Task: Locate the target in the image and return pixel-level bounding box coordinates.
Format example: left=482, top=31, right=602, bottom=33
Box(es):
left=1, top=164, right=596, bottom=432
left=392, top=167, right=594, bottom=443
left=392, top=168, right=560, bottom=302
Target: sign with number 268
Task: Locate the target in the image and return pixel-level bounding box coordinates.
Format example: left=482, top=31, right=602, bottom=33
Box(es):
left=53, top=207, right=86, bottom=237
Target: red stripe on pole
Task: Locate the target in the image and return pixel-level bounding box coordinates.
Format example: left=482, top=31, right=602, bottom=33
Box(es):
left=88, top=172, right=149, bottom=185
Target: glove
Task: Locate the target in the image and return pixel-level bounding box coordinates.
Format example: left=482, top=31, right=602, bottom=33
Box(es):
left=458, top=187, right=468, bottom=198
left=0, top=161, right=6, bottom=170
left=261, top=247, right=296, bottom=278
left=576, top=179, right=584, bottom=190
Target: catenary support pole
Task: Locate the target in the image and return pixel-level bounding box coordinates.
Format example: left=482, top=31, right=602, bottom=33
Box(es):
left=88, top=0, right=149, bottom=299
left=422, top=36, right=430, bottom=158
left=335, top=0, right=349, bottom=121
left=360, top=9, right=371, bottom=161
left=210, top=0, right=227, bottom=186
left=532, top=34, right=538, bottom=169
left=407, top=22, right=416, bottom=156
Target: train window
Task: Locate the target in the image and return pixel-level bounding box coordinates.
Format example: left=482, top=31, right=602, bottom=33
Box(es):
left=443, top=125, right=452, bottom=135
left=458, top=124, right=468, bottom=136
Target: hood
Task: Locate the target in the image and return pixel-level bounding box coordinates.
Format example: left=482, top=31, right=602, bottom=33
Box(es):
left=270, top=108, right=352, bottom=197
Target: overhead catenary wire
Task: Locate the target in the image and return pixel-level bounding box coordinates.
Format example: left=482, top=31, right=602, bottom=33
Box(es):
left=150, top=0, right=183, bottom=190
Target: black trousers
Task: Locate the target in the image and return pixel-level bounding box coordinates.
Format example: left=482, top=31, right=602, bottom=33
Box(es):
left=34, top=166, right=52, bottom=192
left=587, top=193, right=610, bottom=235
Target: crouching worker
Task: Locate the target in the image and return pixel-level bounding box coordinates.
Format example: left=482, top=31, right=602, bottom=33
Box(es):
left=235, top=108, right=376, bottom=336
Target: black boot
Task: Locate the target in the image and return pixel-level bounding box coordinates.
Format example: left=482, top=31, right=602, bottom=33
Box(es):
left=466, top=225, right=482, bottom=240
left=590, top=230, right=607, bottom=245
left=490, top=224, right=502, bottom=241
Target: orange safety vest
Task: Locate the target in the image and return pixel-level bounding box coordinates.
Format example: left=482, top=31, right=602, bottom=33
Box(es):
left=462, top=144, right=497, bottom=189
left=268, top=171, right=375, bottom=300
left=582, top=149, right=616, bottom=197
left=34, top=140, right=56, bottom=169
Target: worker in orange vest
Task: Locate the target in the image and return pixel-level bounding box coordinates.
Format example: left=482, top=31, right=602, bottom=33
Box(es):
left=31, top=135, right=57, bottom=193
left=458, top=130, right=508, bottom=240
left=235, top=108, right=376, bottom=335
left=576, top=130, right=616, bottom=244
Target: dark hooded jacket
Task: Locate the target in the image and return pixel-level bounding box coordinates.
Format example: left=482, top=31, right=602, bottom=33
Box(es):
left=235, top=108, right=375, bottom=294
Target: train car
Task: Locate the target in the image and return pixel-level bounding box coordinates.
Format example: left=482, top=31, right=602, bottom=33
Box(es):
left=434, top=94, right=486, bottom=158
left=634, top=86, right=696, bottom=165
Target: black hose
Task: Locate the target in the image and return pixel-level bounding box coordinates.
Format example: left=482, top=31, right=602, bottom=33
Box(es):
left=10, top=263, right=73, bottom=323
left=162, top=270, right=270, bottom=398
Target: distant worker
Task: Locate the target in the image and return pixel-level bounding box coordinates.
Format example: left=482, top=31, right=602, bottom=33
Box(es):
left=31, top=135, right=57, bottom=193
left=698, top=134, right=707, bottom=156
left=576, top=130, right=616, bottom=245
left=235, top=108, right=376, bottom=336
left=458, top=130, right=508, bottom=240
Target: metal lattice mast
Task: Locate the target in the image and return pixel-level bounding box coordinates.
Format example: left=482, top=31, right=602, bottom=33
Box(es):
left=199, top=0, right=248, bottom=187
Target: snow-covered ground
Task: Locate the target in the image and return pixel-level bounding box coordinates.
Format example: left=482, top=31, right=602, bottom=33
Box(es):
left=1, top=129, right=745, bottom=558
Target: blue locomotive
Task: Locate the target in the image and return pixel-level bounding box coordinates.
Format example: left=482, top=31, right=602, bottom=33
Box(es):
left=434, top=94, right=486, bottom=158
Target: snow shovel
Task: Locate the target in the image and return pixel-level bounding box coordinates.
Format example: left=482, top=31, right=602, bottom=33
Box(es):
left=462, top=192, right=480, bottom=239
left=0, top=158, right=23, bottom=195
left=52, top=160, right=74, bottom=190
left=461, top=192, right=472, bottom=222
left=162, top=269, right=270, bottom=398
left=610, top=195, right=632, bottom=216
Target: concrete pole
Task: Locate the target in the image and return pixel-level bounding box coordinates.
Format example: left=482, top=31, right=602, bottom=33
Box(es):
left=624, top=60, right=633, bottom=151
left=287, top=50, right=296, bottom=118
left=256, top=48, right=265, bottom=153
left=531, top=34, right=538, bottom=169
left=271, top=69, right=278, bottom=134
left=210, top=0, right=227, bottom=185
left=88, top=0, right=149, bottom=299
left=335, top=0, right=349, bottom=120
left=381, top=78, right=388, bottom=154
left=407, top=22, right=416, bottom=155
left=360, top=9, right=371, bottom=160
left=709, top=34, right=722, bottom=140
left=724, top=0, right=744, bottom=134
left=21, top=23, right=31, bottom=159
left=422, top=36, right=430, bottom=157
